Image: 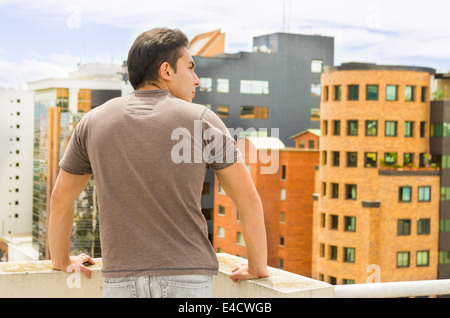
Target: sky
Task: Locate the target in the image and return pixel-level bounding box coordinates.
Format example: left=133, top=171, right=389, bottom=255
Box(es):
left=0, top=0, right=449, bottom=89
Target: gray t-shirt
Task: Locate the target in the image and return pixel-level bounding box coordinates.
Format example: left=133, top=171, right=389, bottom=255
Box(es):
left=59, top=89, right=240, bottom=278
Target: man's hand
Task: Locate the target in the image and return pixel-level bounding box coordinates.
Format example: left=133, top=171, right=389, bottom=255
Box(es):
left=229, top=263, right=269, bottom=283
left=53, top=253, right=96, bottom=279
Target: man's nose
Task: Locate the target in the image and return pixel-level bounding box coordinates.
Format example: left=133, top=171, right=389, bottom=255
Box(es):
left=193, top=72, right=200, bottom=87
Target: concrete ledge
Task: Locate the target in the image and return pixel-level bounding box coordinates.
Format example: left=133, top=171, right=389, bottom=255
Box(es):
left=0, top=253, right=334, bottom=298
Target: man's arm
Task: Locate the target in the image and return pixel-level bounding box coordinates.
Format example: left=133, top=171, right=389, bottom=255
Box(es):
left=214, top=158, right=269, bottom=282
left=48, top=170, right=95, bottom=278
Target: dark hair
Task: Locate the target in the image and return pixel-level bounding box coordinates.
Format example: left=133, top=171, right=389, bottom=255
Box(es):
left=127, top=28, right=189, bottom=90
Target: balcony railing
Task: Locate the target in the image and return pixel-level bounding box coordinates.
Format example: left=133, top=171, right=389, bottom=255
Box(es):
left=1, top=253, right=450, bottom=298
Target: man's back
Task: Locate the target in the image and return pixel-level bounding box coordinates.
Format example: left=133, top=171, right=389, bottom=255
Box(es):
left=60, top=89, right=237, bottom=277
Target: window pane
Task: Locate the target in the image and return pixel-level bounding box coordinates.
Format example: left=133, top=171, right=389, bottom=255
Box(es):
left=366, top=120, right=378, bottom=136
left=417, top=251, right=429, bottom=266
left=418, top=186, right=430, bottom=202
left=240, top=80, right=269, bottom=95
left=348, top=85, right=359, bottom=100
left=404, top=121, right=413, bottom=137
left=398, top=219, right=411, bottom=235
left=217, top=105, right=229, bottom=118
left=399, top=187, right=412, bottom=202
left=334, top=85, right=341, bottom=100
left=217, top=78, right=229, bottom=93
left=367, top=85, right=379, bottom=100
left=347, top=120, right=358, bottom=136
left=311, top=84, right=321, bottom=97
left=385, top=121, right=397, bottom=136
left=365, top=152, right=377, bottom=168
left=397, top=252, right=410, bottom=267
left=405, top=86, right=415, bottom=101
left=418, top=219, right=430, bottom=234
left=347, top=152, right=358, bottom=167
left=386, top=85, right=398, bottom=101
left=311, top=59, right=323, bottom=73
left=200, top=77, right=212, bottom=92
left=240, top=106, right=268, bottom=119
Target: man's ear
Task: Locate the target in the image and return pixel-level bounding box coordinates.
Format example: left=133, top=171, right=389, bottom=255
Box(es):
left=159, top=62, right=173, bottom=82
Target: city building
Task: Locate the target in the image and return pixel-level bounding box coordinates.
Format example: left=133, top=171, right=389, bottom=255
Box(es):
left=429, top=72, right=450, bottom=278
left=213, top=132, right=319, bottom=276
left=313, top=62, right=440, bottom=284
left=27, top=63, right=124, bottom=260
left=0, top=89, right=35, bottom=261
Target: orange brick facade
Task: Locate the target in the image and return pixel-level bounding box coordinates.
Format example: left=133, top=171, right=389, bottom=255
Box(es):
left=313, top=65, right=439, bottom=284
left=213, top=136, right=319, bottom=277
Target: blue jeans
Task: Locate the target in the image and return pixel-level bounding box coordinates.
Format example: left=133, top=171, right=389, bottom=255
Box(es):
left=103, top=275, right=213, bottom=298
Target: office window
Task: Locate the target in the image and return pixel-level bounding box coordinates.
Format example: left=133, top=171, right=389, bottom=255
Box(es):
left=344, top=216, right=356, bottom=232
left=322, top=181, right=326, bottom=196
left=279, top=212, right=285, bottom=224
left=217, top=105, right=229, bottom=118
left=218, top=205, right=225, bottom=215
left=345, top=184, right=357, bottom=200
left=418, top=186, right=431, bottom=202
left=322, top=150, right=327, bottom=165
left=334, top=85, right=342, bottom=101
left=417, top=251, right=429, bottom=266
left=418, top=218, right=430, bottom=235
left=332, top=151, right=340, bottom=166
left=329, top=276, right=337, bottom=285
left=321, top=213, right=326, bottom=228
left=311, top=84, right=321, bottom=97
left=320, top=243, right=325, bottom=257
left=404, top=121, right=414, bottom=137
left=398, top=219, right=411, bottom=235
left=347, top=152, right=358, bottom=167
left=420, top=122, right=426, bottom=137
left=385, top=121, right=397, bottom=136
left=348, top=85, right=359, bottom=100
left=217, top=78, right=229, bottom=93
left=440, top=219, right=450, bottom=232
left=240, top=106, right=268, bottom=119
left=399, top=186, right=412, bottom=202
left=329, top=245, right=338, bottom=260
left=366, top=85, right=379, bottom=100
left=343, top=279, right=355, bottom=285
left=347, top=120, right=358, bottom=136
left=236, top=232, right=245, bottom=246
left=323, top=86, right=329, bottom=101
left=280, top=189, right=286, bottom=200
left=386, top=85, right=398, bottom=101
left=421, top=87, right=428, bottom=102
left=364, top=152, right=377, bottom=168
left=333, top=120, right=341, bottom=136
left=330, top=215, right=338, bottom=230
left=397, top=252, right=410, bottom=267
left=343, top=247, right=355, bottom=263
left=279, top=236, right=285, bottom=247
left=217, top=226, right=225, bottom=238
left=331, top=183, right=339, bottom=198
left=441, top=187, right=450, bottom=201
left=240, top=80, right=269, bottom=95
left=419, top=153, right=427, bottom=167
left=365, top=120, right=378, bottom=136
left=322, top=120, right=328, bottom=135
left=311, top=59, right=323, bottom=73
left=199, top=77, right=212, bottom=92
left=405, top=85, right=415, bottom=101
left=404, top=153, right=414, bottom=166
left=439, top=251, right=450, bottom=265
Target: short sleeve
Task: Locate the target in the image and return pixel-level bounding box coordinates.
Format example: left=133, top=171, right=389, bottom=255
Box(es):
left=201, top=108, right=241, bottom=170
left=59, top=115, right=93, bottom=175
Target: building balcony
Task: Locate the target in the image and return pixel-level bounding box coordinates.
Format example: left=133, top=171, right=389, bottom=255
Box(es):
left=1, top=253, right=450, bottom=298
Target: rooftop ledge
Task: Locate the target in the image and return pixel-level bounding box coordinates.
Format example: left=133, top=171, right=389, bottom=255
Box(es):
left=0, top=253, right=334, bottom=298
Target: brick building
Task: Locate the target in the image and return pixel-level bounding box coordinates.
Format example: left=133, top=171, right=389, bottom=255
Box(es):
left=213, top=133, right=319, bottom=276
left=313, top=63, right=440, bottom=284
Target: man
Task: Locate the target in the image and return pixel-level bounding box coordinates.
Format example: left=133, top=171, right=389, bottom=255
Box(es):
left=48, top=28, right=268, bottom=298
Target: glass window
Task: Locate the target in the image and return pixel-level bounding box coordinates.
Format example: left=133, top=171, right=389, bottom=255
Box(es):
left=344, top=247, right=355, bottom=263
left=385, top=121, right=397, bottom=136
left=404, top=121, right=414, bottom=137
left=280, top=189, right=286, bottom=200
left=348, top=85, right=359, bottom=100
left=399, top=186, right=412, bottom=202
left=366, top=85, right=379, bottom=100
left=331, top=183, right=339, bottom=198
left=347, top=120, right=358, bottom=136
left=441, top=187, right=450, bottom=201
left=417, top=250, right=429, bottom=266
left=386, top=85, right=398, bottom=101
left=334, top=85, right=341, bottom=101
left=311, top=84, right=321, bottom=97
left=405, top=85, right=415, bottom=101
left=347, top=152, right=358, bottom=167
left=240, top=80, right=269, bottom=95
left=418, top=218, right=430, bottom=235
left=330, top=215, right=338, bottom=230
left=440, top=219, right=450, bottom=232
left=333, top=120, right=341, bottom=136
left=279, top=212, right=285, bottom=224
left=332, top=151, right=340, bottom=167
left=329, top=245, right=338, bottom=260
left=236, top=232, right=245, bottom=245
left=279, top=236, right=285, bottom=247
left=345, top=184, right=357, bottom=200
left=199, top=77, right=212, bottom=92
left=216, top=105, right=229, bottom=118
left=365, top=120, right=378, bottom=136
left=418, top=186, right=431, bottom=202
left=323, top=86, right=329, bottom=101
left=439, top=251, right=450, bottom=265
left=364, top=152, right=377, bottom=168
left=311, top=59, right=323, bottom=73
left=217, top=226, right=225, bottom=238
left=240, top=106, right=268, bottom=119
left=397, top=251, right=410, bottom=267
left=217, top=78, right=229, bottom=93
left=344, top=216, right=356, bottom=232
left=398, top=219, right=411, bottom=235
left=421, top=87, right=428, bottom=102
left=218, top=205, right=225, bottom=215
left=403, top=153, right=414, bottom=166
